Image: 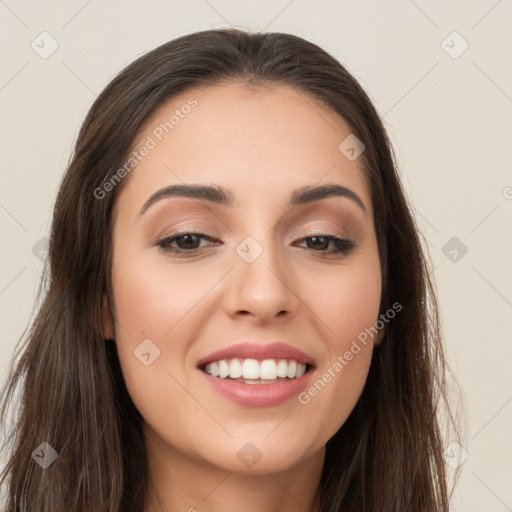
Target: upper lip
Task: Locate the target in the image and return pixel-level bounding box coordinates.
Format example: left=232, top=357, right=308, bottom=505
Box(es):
left=196, top=342, right=316, bottom=368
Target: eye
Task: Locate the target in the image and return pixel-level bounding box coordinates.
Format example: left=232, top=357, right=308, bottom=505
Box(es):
left=156, top=229, right=355, bottom=259
left=293, top=234, right=355, bottom=256
left=156, top=230, right=219, bottom=256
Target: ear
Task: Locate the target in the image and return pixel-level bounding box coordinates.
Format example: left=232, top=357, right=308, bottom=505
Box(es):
left=101, top=293, right=115, bottom=340
left=374, top=325, right=386, bottom=346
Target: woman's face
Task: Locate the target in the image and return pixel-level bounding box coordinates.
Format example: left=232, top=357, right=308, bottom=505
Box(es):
left=105, top=81, right=382, bottom=475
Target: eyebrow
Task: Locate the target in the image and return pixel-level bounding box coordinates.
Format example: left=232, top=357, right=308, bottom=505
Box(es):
left=138, top=182, right=367, bottom=216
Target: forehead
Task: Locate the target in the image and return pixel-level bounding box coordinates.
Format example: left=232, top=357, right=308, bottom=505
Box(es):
left=116, top=81, right=372, bottom=216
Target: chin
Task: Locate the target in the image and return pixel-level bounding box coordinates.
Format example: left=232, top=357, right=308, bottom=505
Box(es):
left=198, top=436, right=318, bottom=475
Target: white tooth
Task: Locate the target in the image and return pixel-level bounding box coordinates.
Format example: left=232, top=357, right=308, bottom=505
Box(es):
left=242, top=358, right=260, bottom=379
left=210, top=361, right=219, bottom=377
left=206, top=358, right=303, bottom=380
left=276, top=359, right=288, bottom=378
left=218, top=360, right=230, bottom=378
left=260, top=359, right=277, bottom=380
left=287, top=360, right=298, bottom=379
left=229, top=359, right=243, bottom=379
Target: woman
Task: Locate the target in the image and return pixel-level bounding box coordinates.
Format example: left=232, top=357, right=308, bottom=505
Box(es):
left=0, top=28, right=462, bottom=511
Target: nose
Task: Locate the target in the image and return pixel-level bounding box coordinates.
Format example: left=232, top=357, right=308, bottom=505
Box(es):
left=222, top=236, right=299, bottom=324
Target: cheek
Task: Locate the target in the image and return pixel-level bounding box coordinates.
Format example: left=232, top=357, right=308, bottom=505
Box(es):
left=296, top=254, right=380, bottom=432
left=331, top=269, right=381, bottom=344
left=108, top=249, right=224, bottom=409
left=306, top=253, right=382, bottom=351
left=110, top=252, right=213, bottom=340
left=108, top=253, right=201, bottom=427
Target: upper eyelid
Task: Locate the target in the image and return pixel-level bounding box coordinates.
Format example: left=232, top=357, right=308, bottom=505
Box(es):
left=156, top=225, right=350, bottom=236
left=145, top=202, right=361, bottom=229
left=154, top=217, right=353, bottom=238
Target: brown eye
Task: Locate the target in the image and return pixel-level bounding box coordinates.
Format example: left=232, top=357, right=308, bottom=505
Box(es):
left=156, top=231, right=219, bottom=256
left=295, top=235, right=355, bottom=256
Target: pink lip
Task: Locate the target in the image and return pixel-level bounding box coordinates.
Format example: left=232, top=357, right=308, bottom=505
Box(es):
left=196, top=342, right=316, bottom=367
left=196, top=342, right=316, bottom=407
left=198, top=369, right=314, bottom=407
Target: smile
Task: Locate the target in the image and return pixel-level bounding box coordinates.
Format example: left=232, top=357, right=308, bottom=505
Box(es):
left=198, top=359, right=314, bottom=407
left=200, top=358, right=309, bottom=382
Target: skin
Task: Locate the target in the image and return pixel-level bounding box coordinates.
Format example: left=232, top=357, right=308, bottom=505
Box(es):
left=102, top=81, right=383, bottom=512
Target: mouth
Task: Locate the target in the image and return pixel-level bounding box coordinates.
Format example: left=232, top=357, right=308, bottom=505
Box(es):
left=196, top=342, right=316, bottom=407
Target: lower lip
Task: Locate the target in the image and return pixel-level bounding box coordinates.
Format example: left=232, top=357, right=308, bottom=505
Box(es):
left=198, top=368, right=314, bottom=407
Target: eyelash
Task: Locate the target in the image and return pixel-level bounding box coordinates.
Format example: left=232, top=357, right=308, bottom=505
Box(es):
left=155, top=229, right=356, bottom=258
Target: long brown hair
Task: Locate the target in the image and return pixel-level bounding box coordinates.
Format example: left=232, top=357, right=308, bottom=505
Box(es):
left=0, top=28, right=463, bottom=511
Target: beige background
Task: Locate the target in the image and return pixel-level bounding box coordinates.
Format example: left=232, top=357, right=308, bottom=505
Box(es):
left=1, top=1, right=511, bottom=509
